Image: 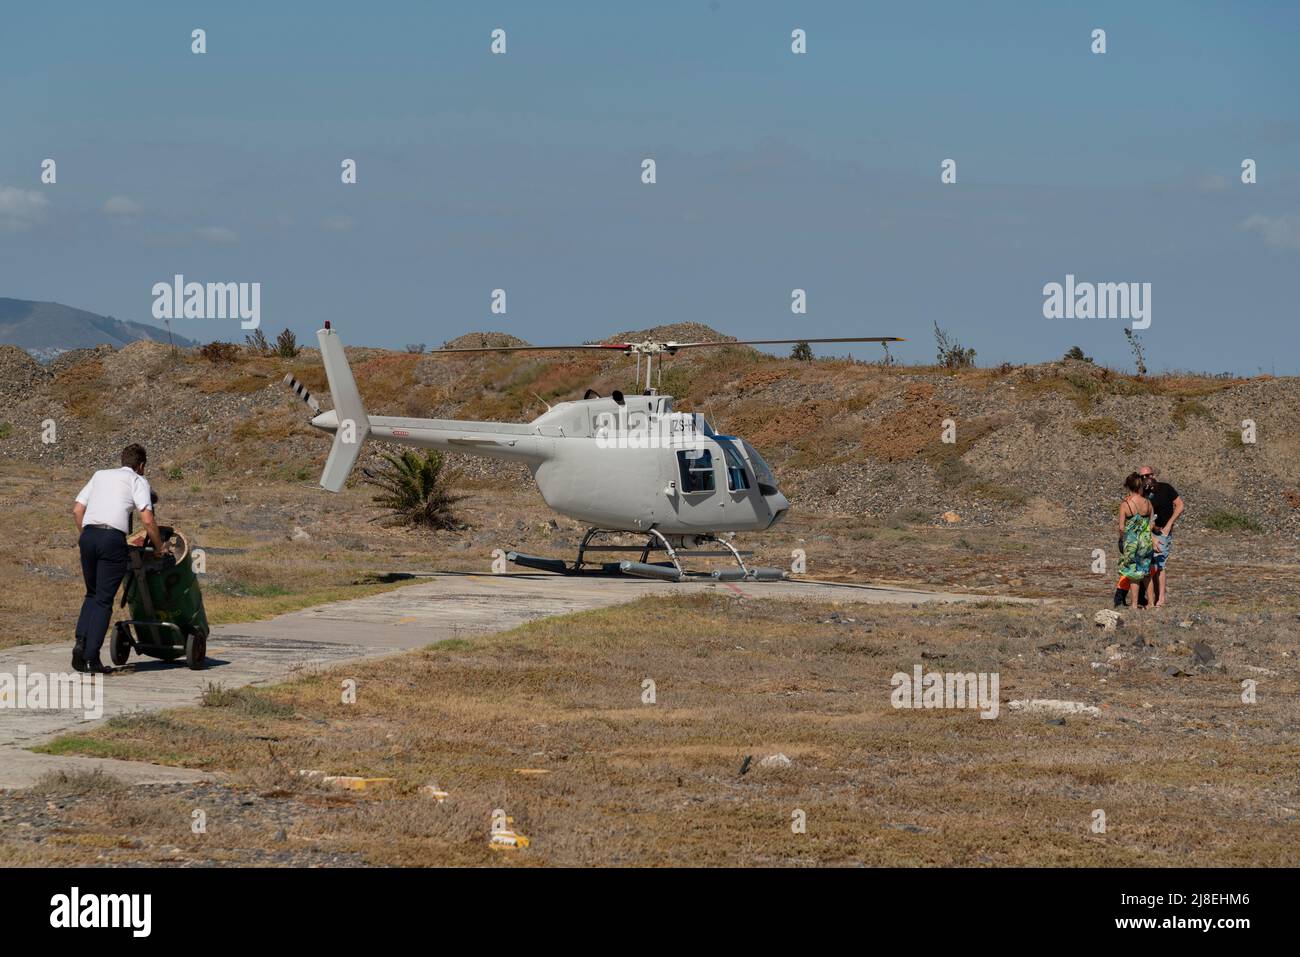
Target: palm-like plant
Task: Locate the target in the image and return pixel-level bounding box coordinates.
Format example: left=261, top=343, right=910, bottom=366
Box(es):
left=361, top=449, right=466, bottom=529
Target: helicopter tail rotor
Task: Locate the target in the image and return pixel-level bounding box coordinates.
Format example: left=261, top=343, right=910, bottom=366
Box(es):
left=282, top=372, right=321, bottom=415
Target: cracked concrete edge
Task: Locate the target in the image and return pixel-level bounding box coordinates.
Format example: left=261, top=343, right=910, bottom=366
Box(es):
left=1, top=748, right=214, bottom=790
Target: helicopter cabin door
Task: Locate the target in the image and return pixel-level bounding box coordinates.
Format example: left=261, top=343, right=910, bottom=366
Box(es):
left=671, top=443, right=722, bottom=528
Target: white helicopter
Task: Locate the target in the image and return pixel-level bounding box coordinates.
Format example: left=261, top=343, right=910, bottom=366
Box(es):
left=286, top=324, right=902, bottom=581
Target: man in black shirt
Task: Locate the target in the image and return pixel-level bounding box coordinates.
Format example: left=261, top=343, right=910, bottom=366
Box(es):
left=1139, top=466, right=1184, bottom=608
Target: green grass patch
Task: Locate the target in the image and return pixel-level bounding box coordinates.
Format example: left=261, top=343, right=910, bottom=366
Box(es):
left=429, top=638, right=474, bottom=653
left=31, top=735, right=141, bottom=760
left=1171, top=400, right=1212, bottom=429
left=969, top=481, right=1028, bottom=505
left=1203, top=510, right=1263, bottom=533
left=932, top=454, right=975, bottom=488
left=1074, top=416, right=1122, bottom=439
left=209, top=579, right=292, bottom=599
left=886, top=508, right=931, bottom=528
left=200, top=683, right=295, bottom=717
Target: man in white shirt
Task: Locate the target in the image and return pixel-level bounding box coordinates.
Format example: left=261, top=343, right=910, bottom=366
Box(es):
left=71, top=443, right=167, bottom=673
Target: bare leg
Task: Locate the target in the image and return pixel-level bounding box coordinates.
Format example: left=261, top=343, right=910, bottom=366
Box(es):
left=1153, top=568, right=1167, bottom=607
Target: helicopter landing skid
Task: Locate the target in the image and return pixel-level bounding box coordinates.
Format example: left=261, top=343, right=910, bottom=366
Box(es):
left=507, top=528, right=789, bottom=583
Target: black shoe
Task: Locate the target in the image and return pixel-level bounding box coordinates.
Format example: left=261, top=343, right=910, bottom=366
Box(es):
left=72, top=639, right=87, bottom=673
left=1112, top=588, right=1127, bottom=608
left=84, top=659, right=115, bottom=675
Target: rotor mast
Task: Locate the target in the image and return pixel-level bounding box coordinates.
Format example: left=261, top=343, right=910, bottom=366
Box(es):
left=619, top=340, right=673, bottom=393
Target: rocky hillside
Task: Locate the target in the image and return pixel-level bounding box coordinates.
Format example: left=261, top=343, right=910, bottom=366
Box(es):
left=1, top=327, right=1297, bottom=534
left=0, top=298, right=196, bottom=361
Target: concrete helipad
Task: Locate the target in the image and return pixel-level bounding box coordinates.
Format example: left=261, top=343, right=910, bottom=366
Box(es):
left=0, top=571, right=1033, bottom=788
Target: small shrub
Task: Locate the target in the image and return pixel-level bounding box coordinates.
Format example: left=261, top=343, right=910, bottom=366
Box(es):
left=274, top=328, right=301, bottom=358
left=1123, top=328, right=1147, bottom=376
left=362, top=449, right=466, bottom=530
left=933, top=321, right=976, bottom=369
left=887, top=508, right=931, bottom=528
left=245, top=328, right=271, bottom=355
left=1063, top=346, right=1093, bottom=363
left=790, top=341, right=813, bottom=361
left=199, top=341, right=240, bottom=363
left=30, top=769, right=127, bottom=797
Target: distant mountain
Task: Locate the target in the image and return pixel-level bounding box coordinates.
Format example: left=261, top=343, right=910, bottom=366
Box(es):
left=0, top=298, right=197, bottom=362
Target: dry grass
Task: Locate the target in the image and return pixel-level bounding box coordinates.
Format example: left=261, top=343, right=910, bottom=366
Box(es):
left=22, top=591, right=1300, bottom=867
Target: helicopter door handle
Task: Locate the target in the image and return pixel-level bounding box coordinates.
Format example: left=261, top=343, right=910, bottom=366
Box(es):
left=665, top=481, right=677, bottom=499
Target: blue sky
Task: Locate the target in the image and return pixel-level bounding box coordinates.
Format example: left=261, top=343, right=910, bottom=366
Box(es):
left=1, top=1, right=1297, bottom=373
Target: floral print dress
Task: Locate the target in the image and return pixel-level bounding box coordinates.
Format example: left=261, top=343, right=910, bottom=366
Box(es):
left=1117, top=496, right=1154, bottom=582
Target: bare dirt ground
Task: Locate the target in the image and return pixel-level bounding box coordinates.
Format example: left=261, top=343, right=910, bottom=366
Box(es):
left=2, top=461, right=1297, bottom=867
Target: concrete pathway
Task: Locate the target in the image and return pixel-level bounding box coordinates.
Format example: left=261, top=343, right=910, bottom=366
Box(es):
left=0, top=572, right=1033, bottom=788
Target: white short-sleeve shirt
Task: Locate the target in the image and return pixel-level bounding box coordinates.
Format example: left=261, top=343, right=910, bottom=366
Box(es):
left=75, top=466, right=154, bottom=533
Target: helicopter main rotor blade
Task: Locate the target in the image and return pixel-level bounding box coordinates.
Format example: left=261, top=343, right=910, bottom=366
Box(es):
left=666, top=336, right=905, bottom=351
left=418, top=335, right=905, bottom=356
left=422, top=343, right=632, bottom=355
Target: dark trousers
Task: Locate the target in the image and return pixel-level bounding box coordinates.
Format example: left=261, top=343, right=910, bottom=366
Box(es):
left=76, top=526, right=128, bottom=661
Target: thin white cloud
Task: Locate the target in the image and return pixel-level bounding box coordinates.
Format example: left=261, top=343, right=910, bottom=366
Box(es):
left=0, top=185, right=50, bottom=229
left=1241, top=213, right=1300, bottom=250
left=195, top=225, right=238, bottom=244
left=103, top=195, right=142, bottom=216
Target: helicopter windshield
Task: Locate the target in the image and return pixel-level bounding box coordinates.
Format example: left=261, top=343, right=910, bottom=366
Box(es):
left=738, top=439, right=779, bottom=495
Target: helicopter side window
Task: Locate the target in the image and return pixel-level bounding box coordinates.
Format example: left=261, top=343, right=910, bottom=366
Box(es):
left=720, top=441, right=750, bottom=492
left=677, top=448, right=715, bottom=493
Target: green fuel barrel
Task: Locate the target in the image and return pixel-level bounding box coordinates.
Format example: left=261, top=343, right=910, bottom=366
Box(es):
left=114, top=530, right=209, bottom=668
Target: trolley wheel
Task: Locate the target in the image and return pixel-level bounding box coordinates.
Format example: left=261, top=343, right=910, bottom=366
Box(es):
left=110, top=623, right=132, bottom=667
left=184, top=630, right=207, bottom=670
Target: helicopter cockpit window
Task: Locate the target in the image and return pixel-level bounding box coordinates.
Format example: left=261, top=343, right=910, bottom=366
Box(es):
left=720, top=441, right=750, bottom=492
left=677, top=448, right=715, bottom=493
left=739, top=439, right=779, bottom=495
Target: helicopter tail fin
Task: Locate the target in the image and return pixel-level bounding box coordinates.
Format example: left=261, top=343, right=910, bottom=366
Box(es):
left=317, top=325, right=371, bottom=492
